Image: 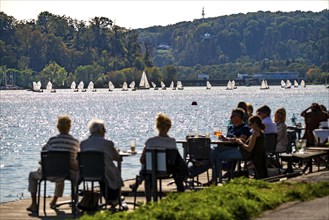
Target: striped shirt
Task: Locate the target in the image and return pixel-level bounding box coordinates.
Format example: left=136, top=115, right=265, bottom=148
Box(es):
left=43, top=134, right=80, bottom=172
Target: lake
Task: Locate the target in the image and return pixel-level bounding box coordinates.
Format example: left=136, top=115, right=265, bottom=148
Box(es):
left=0, top=85, right=328, bottom=203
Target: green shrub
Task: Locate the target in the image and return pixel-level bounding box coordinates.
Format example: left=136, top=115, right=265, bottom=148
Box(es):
left=79, top=178, right=329, bottom=220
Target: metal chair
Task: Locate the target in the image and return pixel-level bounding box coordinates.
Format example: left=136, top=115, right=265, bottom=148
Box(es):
left=37, top=151, right=76, bottom=216
left=186, top=137, right=211, bottom=187
left=76, top=151, right=108, bottom=211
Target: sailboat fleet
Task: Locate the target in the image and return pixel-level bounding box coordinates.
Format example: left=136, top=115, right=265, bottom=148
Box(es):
left=30, top=72, right=309, bottom=93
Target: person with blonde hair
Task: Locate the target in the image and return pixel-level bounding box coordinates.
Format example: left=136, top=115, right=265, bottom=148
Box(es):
left=27, top=115, right=80, bottom=212
left=274, top=107, right=288, bottom=152
left=140, top=113, right=187, bottom=202
left=80, top=118, right=123, bottom=207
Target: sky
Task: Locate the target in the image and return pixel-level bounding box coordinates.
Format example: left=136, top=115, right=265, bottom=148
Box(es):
left=1, top=0, right=328, bottom=29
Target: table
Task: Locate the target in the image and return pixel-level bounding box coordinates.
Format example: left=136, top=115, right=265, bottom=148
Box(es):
left=279, top=150, right=327, bottom=174
left=176, top=139, right=237, bottom=160
left=287, top=125, right=305, bottom=139
left=313, top=129, right=329, bottom=145
left=118, top=150, right=139, bottom=172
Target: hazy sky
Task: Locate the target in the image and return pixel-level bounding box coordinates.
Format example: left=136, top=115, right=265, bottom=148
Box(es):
left=1, top=0, right=328, bottom=29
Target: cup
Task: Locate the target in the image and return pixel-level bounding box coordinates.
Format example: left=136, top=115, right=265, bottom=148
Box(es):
left=214, top=128, right=222, bottom=139
left=130, top=139, right=136, bottom=153
left=295, top=139, right=301, bottom=152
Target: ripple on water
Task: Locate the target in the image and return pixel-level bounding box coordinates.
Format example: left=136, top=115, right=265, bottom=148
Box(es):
left=0, top=86, right=328, bottom=202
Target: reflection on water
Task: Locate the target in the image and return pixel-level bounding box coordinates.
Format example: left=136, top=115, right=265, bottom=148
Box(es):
left=0, top=85, right=328, bottom=202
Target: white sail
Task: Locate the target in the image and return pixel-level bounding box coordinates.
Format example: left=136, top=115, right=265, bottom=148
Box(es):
left=281, top=80, right=286, bottom=88
left=226, top=80, right=233, bottom=90
left=177, top=81, right=183, bottom=90
left=122, top=82, right=128, bottom=91
left=88, top=81, right=94, bottom=90
left=294, top=80, right=299, bottom=87
left=78, top=81, right=85, bottom=91
left=36, top=81, right=42, bottom=90
left=151, top=82, right=157, bottom=88
left=285, top=80, right=292, bottom=89
left=109, top=81, right=115, bottom=91
left=32, top=82, right=37, bottom=91
left=46, top=81, right=52, bottom=91
left=260, top=80, right=269, bottom=89
left=161, top=81, right=166, bottom=90
left=232, top=80, right=237, bottom=89
left=206, top=81, right=212, bottom=89
left=300, top=80, right=306, bottom=87
left=170, top=81, right=175, bottom=90
left=139, top=71, right=150, bottom=89
left=70, top=81, right=76, bottom=89
left=129, top=81, right=136, bottom=89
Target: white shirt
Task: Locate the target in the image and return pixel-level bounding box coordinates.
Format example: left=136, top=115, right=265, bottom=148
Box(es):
left=262, top=116, right=278, bottom=134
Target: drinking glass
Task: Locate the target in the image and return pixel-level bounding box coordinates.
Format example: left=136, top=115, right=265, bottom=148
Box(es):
left=214, top=128, right=222, bottom=139
left=130, top=139, right=136, bottom=153
left=295, top=139, right=302, bottom=153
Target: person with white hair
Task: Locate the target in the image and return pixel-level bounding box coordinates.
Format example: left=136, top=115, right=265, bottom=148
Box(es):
left=80, top=118, right=123, bottom=206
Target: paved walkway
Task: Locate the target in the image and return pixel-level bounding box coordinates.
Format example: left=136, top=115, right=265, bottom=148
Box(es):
left=1, top=169, right=328, bottom=219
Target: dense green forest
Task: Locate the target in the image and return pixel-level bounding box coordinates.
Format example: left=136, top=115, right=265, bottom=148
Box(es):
left=0, top=10, right=328, bottom=89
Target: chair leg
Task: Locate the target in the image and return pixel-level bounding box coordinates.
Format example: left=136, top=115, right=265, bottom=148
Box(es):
left=37, top=181, right=41, bottom=216
left=43, top=181, right=47, bottom=216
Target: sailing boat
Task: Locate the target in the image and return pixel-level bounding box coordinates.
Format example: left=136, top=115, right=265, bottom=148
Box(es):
left=226, top=80, right=233, bottom=90
left=139, top=71, right=150, bottom=89
left=177, top=81, right=184, bottom=90
left=46, top=81, right=56, bottom=93
left=170, top=81, right=176, bottom=90
left=300, top=80, right=306, bottom=88
left=71, top=81, right=78, bottom=92
left=232, top=80, right=237, bottom=89
left=129, top=81, right=136, bottom=91
left=294, top=80, right=299, bottom=88
left=33, top=81, right=43, bottom=92
left=161, top=81, right=166, bottom=90
left=206, top=81, right=212, bottom=89
left=285, top=80, right=292, bottom=89
left=122, top=82, right=128, bottom=91
left=260, top=80, right=269, bottom=90
left=280, top=80, right=286, bottom=88
left=151, top=82, right=158, bottom=90
left=88, top=81, right=96, bottom=92
left=108, top=81, right=115, bottom=91
left=78, top=81, right=86, bottom=92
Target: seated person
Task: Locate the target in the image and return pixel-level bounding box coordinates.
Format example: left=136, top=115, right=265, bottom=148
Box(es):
left=80, top=119, right=123, bottom=206
left=27, top=115, right=80, bottom=212
left=140, top=113, right=187, bottom=202
left=274, top=107, right=288, bottom=152
left=227, top=116, right=268, bottom=179
left=301, top=103, right=329, bottom=146
left=256, top=105, right=277, bottom=134
left=210, top=108, right=251, bottom=183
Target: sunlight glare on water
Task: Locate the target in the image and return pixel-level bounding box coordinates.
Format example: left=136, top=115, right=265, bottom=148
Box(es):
left=0, top=85, right=328, bottom=202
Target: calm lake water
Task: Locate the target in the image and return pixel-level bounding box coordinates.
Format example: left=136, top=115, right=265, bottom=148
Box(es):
left=0, top=85, right=328, bottom=203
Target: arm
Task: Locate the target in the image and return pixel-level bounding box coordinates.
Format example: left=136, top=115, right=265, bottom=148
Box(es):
left=140, top=147, right=146, bottom=164
left=236, top=131, right=259, bottom=153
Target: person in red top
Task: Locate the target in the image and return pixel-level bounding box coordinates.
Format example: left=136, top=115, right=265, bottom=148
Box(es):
left=301, top=103, right=329, bottom=146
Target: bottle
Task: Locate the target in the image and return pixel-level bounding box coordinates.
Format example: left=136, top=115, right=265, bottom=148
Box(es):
left=291, top=113, right=296, bottom=125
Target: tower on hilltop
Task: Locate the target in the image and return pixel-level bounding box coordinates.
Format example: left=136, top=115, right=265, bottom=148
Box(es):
left=202, top=7, right=205, bottom=19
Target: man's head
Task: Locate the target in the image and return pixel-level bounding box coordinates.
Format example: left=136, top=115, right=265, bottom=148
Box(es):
left=256, top=105, right=271, bottom=119
left=230, top=108, right=245, bottom=125
left=57, top=115, right=72, bottom=134
left=88, top=118, right=106, bottom=137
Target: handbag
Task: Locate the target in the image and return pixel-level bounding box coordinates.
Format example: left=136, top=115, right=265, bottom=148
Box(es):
left=77, top=189, right=100, bottom=211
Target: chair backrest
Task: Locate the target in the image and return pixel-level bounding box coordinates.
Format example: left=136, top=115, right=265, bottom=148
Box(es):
left=145, top=148, right=176, bottom=177
left=77, top=151, right=105, bottom=181
left=41, top=150, right=71, bottom=179
left=186, top=137, right=211, bottom=160
left=264, top=133, right=277, bottom=154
